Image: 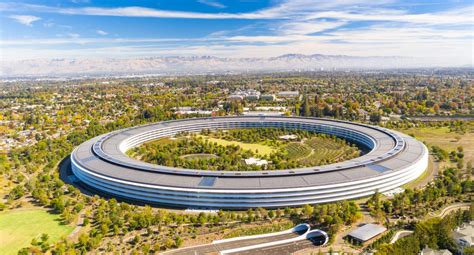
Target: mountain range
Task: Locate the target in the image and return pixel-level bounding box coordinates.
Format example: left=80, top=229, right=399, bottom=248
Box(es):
left=0, top=54, right=447, bottom=78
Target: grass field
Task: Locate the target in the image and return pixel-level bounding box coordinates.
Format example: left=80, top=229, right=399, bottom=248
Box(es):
left=397, top=126, right=474, bottom=167
left=0, top=209, right=74, bottom=255
left=201, top=136, right=276, bottom=156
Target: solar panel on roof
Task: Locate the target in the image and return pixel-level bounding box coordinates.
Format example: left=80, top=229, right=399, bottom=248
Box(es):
left=198, top=177, right=217, bottom=187
left=368, top=164, right=391, bottom=173
left=82, top=155, right=97, bottom=163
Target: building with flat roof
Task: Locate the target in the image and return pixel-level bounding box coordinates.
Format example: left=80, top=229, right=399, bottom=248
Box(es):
left=453, top=221, right=474, bottom=254
left=420, top=247, right=452, bottom=255
left=242, top=111, right=285, bottom=116
left=278, top=91, right=300, bottom=98
left=228, top=95, right=244, bottom=101
left=260, top=94, right=276, bottom=101
left=347, top=224, right=387, bottom=243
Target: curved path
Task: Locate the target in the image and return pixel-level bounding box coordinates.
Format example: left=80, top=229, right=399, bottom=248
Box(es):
left=390, top=230, right=414, bottom=244
left=428, top=202, right=471, bottom=219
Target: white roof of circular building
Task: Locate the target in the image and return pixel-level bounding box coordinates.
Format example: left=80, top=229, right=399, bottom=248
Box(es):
left=72, top=116, right=426, bottom=191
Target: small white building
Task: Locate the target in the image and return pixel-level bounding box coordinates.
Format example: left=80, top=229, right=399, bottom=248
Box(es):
left=382, top=187, right=405, bottom=197
left=420, top=247, right=452, bottom=255
left=244, top=157, right=268, bottom=166
left=279, top=134, right=298, bottom=140
left=453, top=221, right=474, bottom=254
left=347, top=224, right=387, bottom=243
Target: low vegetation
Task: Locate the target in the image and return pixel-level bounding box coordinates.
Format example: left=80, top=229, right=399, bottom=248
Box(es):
left=376, top=208, right=473, bottom=254
left=128, top=128, right=361, bottom=171
left=224, top=221, right=294, bottom=238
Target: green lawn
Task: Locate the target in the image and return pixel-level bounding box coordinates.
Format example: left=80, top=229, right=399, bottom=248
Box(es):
left=201, top=136, right=276, bottom=156
left=0, top=209, right=74, bottom=255
left=397, top=126, right=474, bottom=167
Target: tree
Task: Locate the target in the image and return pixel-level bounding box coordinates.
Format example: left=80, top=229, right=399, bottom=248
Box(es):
left=303, top=204, right=314, bottom=219
left=302, top=96, right=311, bottom=117
left=370, top=112, right=382, bottom=123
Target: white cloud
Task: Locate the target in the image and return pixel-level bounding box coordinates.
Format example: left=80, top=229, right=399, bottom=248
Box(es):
left=279, top=20, right=347, bottom=35
left=197, top=0, right=226, bottom=9
left=96, top=29, right=108, bottom=35
left=3, top=1, right=473, bottom=26
left=9, top=15, right=41, bottom=26
left=67, top=33, right=80, bottom=38
left=6, top=4, right=275, bottom=19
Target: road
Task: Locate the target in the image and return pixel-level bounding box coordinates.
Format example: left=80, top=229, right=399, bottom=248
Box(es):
left=226, top=236, right=326, bottom=255
left=163, top=229, right=322, bottom=255
left=228, top=241, right=316, bottom=255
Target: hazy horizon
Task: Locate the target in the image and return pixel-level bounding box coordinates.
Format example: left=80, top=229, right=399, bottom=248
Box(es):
left=1, top=0, right=473, bottom=69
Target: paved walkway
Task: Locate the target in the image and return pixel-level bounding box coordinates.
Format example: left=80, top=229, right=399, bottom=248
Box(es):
left=427, top=202, right=471, bottom=219
left=390, top=230, right=413, bottom=244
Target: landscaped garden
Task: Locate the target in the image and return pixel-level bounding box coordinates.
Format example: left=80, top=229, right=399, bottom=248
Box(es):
left=127, top=128, right=362, bottom=171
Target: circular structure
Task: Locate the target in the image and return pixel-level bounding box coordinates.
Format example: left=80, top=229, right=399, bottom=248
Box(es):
left=71, top=116, right=428, bottom=209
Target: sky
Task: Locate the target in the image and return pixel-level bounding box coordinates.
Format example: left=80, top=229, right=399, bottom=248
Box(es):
left=0, top=0, right=473, bottom=65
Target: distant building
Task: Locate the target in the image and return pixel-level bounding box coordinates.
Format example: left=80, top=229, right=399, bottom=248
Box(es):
left=453, top=221, right=474, bottom=254
left=242, top=111, right=285, bottom=116
left=419, top=247, right=452, bottom=255
left=228, top=95, right=244, bottom=101
left=245, top=94, right=260, bottom=101
left=347, top=224, right=387, bottom=244
left=278, top=91, right=300, bottom=98
left=261, top=94, right=276, bottom=101
left=173, top=107, right=213, bottom=115
left=229, top=89, right=261, bottom=101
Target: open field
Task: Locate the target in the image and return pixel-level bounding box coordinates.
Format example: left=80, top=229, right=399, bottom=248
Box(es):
left=0, top=209, right=74, bottom=255
left=397, top=126, right=474, bottom=167
left=201, top=136, right=277, bottom=156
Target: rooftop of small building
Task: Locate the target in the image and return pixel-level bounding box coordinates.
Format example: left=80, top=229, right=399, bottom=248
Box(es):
left=347, top=223, right=387, bottom=242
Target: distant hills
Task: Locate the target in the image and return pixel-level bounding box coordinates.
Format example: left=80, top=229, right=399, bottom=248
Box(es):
left=0, top=54, right=454, bottom=77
